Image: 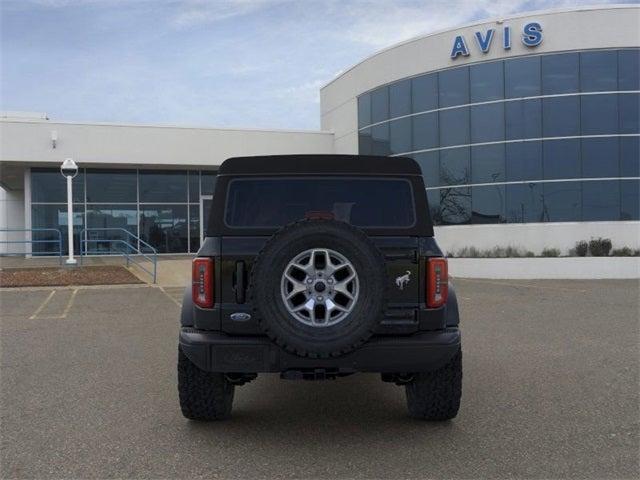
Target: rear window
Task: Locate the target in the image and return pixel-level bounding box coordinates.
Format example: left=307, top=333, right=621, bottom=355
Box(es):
left=225, top=177, right=416, bottom=228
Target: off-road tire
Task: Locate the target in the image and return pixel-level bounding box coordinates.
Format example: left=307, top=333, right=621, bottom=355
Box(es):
left=250, top=218, right=386, bottom=359
left=178, top=346, right=235, bottom=421
left=405, top=347, right=462, bottom=420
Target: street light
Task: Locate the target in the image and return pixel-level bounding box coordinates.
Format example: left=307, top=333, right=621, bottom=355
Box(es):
left=60, top=158, right=78, bottom=265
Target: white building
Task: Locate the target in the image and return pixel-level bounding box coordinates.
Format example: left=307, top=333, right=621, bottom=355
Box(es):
left=1, top=5, right=638, bottom=256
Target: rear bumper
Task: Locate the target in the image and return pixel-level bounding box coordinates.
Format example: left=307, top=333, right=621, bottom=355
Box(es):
left=179, top=328, right=461, bottom=374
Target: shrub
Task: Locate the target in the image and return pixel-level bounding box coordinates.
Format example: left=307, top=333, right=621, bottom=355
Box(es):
left=574, top=240, right=589, bottom=257
left=541, top=248, right=560, bottom=257
left=611, top=247, right=637, bottom=257
left=589, top=237, right=612, bottom=257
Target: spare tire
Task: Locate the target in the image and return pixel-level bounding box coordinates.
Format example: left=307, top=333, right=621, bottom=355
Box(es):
left=250, top=219, right=386, bottom=358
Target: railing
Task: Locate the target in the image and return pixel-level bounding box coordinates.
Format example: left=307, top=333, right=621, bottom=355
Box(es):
left=0, top=228, right=63, bottom=264
left=79, top=228, right=157, bottom=283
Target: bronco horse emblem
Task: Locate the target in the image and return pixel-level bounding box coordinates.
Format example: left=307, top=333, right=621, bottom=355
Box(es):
left=395, top=270, right=411, bottom=290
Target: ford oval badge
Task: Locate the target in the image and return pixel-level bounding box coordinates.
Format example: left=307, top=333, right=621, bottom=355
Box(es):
left=230, top=312, right=251, bottom=322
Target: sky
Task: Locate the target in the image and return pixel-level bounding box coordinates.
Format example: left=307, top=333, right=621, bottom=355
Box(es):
left=1, top=0, right=637, bottom=130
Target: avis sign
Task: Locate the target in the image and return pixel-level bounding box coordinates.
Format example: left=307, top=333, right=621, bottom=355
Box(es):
left=450, top=22, right=543, bottom=59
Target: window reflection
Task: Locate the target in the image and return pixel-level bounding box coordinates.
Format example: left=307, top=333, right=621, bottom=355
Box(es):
left=440, top=148, right=470, bottom=186
left=412, top=151, right=439, bottom=187
left=582, top=138, right=619, bottom=178
left=390, top=79, right=411, bottom=118
left=506, top=142, right=543, bottom=182
left=505, top=99, right=542, bottom=140
left=621, top=180, right=640, bottom=220
left=471, top=145, right=505, bottom=183
left=581, top=94, right=618, bottom=135
left=31, top=204, right=84, bottom=255
left=139, top=170, right=188, bottom=203
left=543, top=181, right=582, bottom=222
left=370, top=86, right=389, bottom=123
left=439, top=108, right=469, bottom=147
left=358, top=94, right=371, bottom=128
left=543, top=96, right=580, bottom=137
left=472, top=185, right=505, bottom=223
left=86, top=169, right=136, bottom=203
left=371, top=123, right=390, bottom=156
left=542, top=52, right=579, bottom=94
left=439, top=67, right=469, bottom=108
left=86, top=205, right=138, bottom=254
left=582, top=181, right=620, bottom=221
left=470, top=103, right=504, bottom=143
left=389, top=118, right=411, bottom=155
left=412, top=74, right=438, bottom=113
left=618, top=49, right=640, bottom=91
left=543, top=139, right=580, bottom=180
left=506, top=183, right=543, bottom=223
left=505, top=56, right=540, bottom=98
left=31, top=168, right=84, bottom=203
left=580, top=51, right=617, bottom=92
left=140, top=205, right=189, bottom=253
left=439, top=187, right=471, bottom=225
left=412, top=112, right=438, bottom=151
left=470, top=61, right=504, bottom=102
left=619, top=93, right=639, bottom=134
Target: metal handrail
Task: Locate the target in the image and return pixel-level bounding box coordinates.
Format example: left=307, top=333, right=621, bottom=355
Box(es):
left=0, top=228, right=63, bottom=264
left=79, top=228, right=157, bottom=283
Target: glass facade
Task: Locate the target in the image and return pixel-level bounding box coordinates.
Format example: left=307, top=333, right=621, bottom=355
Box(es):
left=30, top=168, right=217, bottom=254
left=357, top=48, right=640, bottom=225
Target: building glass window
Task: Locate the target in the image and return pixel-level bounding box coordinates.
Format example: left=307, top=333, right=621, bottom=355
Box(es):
left=542, top=52, right=579, bottom=94
left=389, top=117, right=411, bottom=155
left=506, top=98, right=542, bottom=140
left=543, top=139, right=581, bottom=180
left=31, top=168, right=84, bottom=203
left=358, top=94, right=371, bottom=128
left=506, top=142, right=543, bottom=182
left=86, top=169, right=136, bottom=203
left=439, top=186, right=471, bottom=225
left=139, top=205, right=189, bottom=253
left=139, top=170, right=188, bottom=203
left=86, top=205, right=138, bottom=254
left=439, top=108, right=469, bottom=147
left=506, top=183, right=543, bottom=223
left=620, top=136, right=640, bottom=177
left=505, top=56, right=541, bottom=98
left=582, top=180, right=620, bottom=221
left=370, top=86, right=389, bottom=124
left=470, top=103, right=504, bottom=143
left=440, top=147, right=470, bottom=186
left=412, top=151, right=439, bottom=187
left=543, top=96, right=580, bottom=137
left=580, top=50, right=618, bottom=92
left=470, top=61, right=504, bottom=102
left=358, top=128, right=373, bottom=155
left=619, top=93, right=639, bottom=134
left=411, top=73, right=438, bottom=113
left=201, top=171, right=217, bottom=196
left=582, top=137, right=619, bottom=178
left=188, top=171, right=200, bottom=203
left=543, top=181, right=582, bottom=222
left=581, top=94, right=618, bottom=135
left=412, top=112, right=438, bottom=151
left=189, top=204, right=200, bottom=252
left=371, top=123, right=390, bottom=156
left=31, top=204, right=84, bottom=255
left=471, top=144, right=505, bottom=183
left=389, top=79, right=411, bottom=118
left=439, top=67, right=469, bottom=108
left=621, top=179, right=640, bottom=220
left=427, top=189, right=441, bottom=225
left=618, top=49, right=640, bottom=91
left=472, top=185, right=505, bottom=224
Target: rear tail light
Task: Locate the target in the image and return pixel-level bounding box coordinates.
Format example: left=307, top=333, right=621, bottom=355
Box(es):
left=192, top=257, right=214, bottom=308
left=426, top=257, right=448, bottom=308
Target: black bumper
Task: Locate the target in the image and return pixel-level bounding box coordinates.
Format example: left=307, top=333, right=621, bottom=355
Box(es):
left=179, top=328, right=461, bottom=374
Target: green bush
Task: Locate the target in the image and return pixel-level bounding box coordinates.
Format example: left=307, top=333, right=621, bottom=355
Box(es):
left=610, top=247, right=639, bottom=257
left=541, top=248, right=561, bottom=257
left=574, top=240, right=588, bottom=257
left=589, top=237, right=612, bottom=257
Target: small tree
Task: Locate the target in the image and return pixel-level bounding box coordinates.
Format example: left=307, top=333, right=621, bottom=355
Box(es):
left=574, top=241, right=588, bottom=257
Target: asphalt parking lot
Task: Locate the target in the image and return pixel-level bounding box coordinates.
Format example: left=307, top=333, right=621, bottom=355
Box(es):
left=1, top=279, right=638, bottom=479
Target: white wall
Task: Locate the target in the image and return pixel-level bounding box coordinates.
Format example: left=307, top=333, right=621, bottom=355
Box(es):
left=435, top=221, right=640, bottom=256
left=0, top=120, right=335, bottom=168
left=0, top=187, right=26, bottom=254
left=320, top=5, right=640, bottom=150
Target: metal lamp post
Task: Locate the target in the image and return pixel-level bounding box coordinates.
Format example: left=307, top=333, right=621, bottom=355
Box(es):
left=60, top=158, right=78, bottom=265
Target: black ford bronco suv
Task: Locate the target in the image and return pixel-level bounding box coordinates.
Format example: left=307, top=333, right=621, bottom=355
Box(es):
left=179, top=154, right=462, bottom=421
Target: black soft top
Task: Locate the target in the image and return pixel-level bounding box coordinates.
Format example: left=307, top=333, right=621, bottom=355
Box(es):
left=218, top=154, right=422, bottom=176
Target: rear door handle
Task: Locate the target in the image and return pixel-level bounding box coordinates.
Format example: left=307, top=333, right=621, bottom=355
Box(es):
left=234, top=261, right=246, bottom=304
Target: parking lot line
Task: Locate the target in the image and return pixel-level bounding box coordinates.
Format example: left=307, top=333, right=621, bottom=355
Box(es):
left=159, top=286, right=182, bottom=308
left=28, top=290, right=56, bottom=319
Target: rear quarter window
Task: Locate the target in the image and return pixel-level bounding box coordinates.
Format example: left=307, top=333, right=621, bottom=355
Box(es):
left=224, top=177, right=416, bottom=228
